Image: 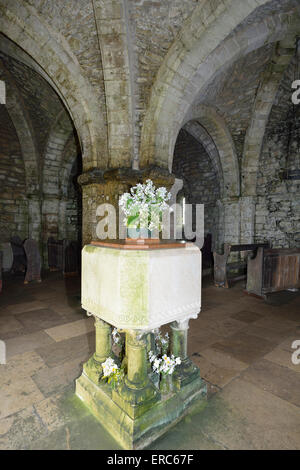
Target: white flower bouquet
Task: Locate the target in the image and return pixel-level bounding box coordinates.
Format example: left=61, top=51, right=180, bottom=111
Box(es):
left=101, top=357, right=124, bottom=390
left=149, top=351, right=181, bottom=376
left=119, top=179, right=171, bottom=233
left=148, top=329, right=181, bottom=393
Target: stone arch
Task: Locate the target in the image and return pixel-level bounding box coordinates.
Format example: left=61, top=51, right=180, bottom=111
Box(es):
left=60, top=139, right=82, bottom=243
left=140, top=0, right=297, bottom=172
left=60, top=133, right=82, bottom=201
left=0, top=59, right=39, bottom=195
left=58, top=133, right=82, bottom=241
left=183, top=121, right=223, bottom=188
left=42, top=110, right=74, bottom=197
left=242, top=36, right=300, bottom=196
left=41, top=110, right=79, bottom=259
left=0, top=59, right=41, bottom=240
left=182, top=105, right=239, bottom=198
left=0, top=0, right=108, bottom=169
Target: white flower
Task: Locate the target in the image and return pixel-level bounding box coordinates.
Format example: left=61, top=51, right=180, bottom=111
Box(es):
left=118, top=179, right=170, bottom=231
left=102, top=357, right=119, bottom=378
left=150, top=353, right=181, bottom=375
left=112, top=328, right=121, bottom=345
left=153, top=358, right=162, bottom=373
left=148, top=351, right=156, bottom=363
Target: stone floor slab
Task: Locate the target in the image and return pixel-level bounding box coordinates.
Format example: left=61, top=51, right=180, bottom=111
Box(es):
left=199, top=347, right=248, bottom=372
left=0, top=377, right=44, bottom=419
left=5, top=330, right=55, bottom=359
left=230, top=310, right=263, bottom=323
left=191, top=353, right=243, bottom=388
left=35, top=332, right=95, bottom=368
left=239, top=324, right=292, bottom=344
left=0, top=315, right=23, bottom=335
left=16, top=308, right=67, bottom=332
left=32, top=359, right=83, bottom=397
left=240, top=359, right=300, bottom=407
left=45, top=317, right=94, bottom=342
left=0, top=406, right=48, bottom=450
left=0, top=350, right=46, bottom=381
left=6, top=301, right=46, bottom=315
left=197, top=378, right=300, bottom=450
left=211, top=332, right=277, bottom=364
left=264, top=346, right=300, bottom=373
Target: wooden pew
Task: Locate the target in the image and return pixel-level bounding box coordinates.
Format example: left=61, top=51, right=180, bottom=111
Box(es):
left=47, top=237, right=79, bottom=276
left=246, top=247, right=300, bottom=299
left=47, top=237, right=64, bottom=271
left=10, top=235, right=26, bottom=274
left=213, top=242, right=269, bottom=288
left=63, top=240, right=79, bottom=277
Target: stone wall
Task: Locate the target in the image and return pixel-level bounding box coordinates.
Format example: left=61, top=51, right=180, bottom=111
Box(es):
left=173, top=129, right=221, bottom=249
left=0, top=106, right=28, bottom=241
left=256, top=58, right=300, bottom=248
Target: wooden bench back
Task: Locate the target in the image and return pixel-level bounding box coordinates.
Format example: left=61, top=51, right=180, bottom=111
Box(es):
left=247, top=247, right=300, bottom=297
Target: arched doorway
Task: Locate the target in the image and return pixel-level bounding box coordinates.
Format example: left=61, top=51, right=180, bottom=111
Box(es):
left=0, top=34, right=82, bottom=270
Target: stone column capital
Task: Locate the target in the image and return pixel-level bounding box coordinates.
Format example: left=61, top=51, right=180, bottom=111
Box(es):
left=78, top=166, right=175, bottom=190
left=141, top=165, right=175, bottom=190
left=79, top=166, right=175, bottom=245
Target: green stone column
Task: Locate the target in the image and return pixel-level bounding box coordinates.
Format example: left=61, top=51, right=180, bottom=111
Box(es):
left=170, top=320, right=199, bottom=390
left=112, top=330, right=159, bottom=419
left=127, top=332, right=148, bottom=387
left=83, top=316, right=113, bottom=384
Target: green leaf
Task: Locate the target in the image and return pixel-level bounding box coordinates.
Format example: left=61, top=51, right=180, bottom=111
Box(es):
left=127, top=214, right=139, bottom=227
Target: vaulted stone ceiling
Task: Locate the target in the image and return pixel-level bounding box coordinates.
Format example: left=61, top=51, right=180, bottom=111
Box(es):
left=2, top=0, right=299, bottom=172
left=185, top=0, right=300, bottom=162
left=198, top=44, right=275, bottom=161
left=1, top=0, right=300, bottom=248
left=0, top=50, right=66, bottom=156
left=24, top=0, right=105, bottom=97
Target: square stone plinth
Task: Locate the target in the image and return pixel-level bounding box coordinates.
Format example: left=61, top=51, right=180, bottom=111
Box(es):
left=75, top=373, right=207, bottom=450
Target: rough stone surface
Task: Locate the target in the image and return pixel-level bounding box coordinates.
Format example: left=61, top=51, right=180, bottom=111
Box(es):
left=256, top=58, right=300, bottom=248
left=1, top=0, right=300, bottom=258
left=173, top=129, right=220, bottom=248
left=0, top=106, right=27, bottom=241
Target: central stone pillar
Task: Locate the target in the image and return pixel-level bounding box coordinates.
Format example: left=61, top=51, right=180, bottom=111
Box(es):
left=27, top=193, right=42, bottom=242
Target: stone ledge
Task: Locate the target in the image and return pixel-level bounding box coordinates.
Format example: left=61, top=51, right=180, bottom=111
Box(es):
left=78, top=166, right=175, bottom=189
